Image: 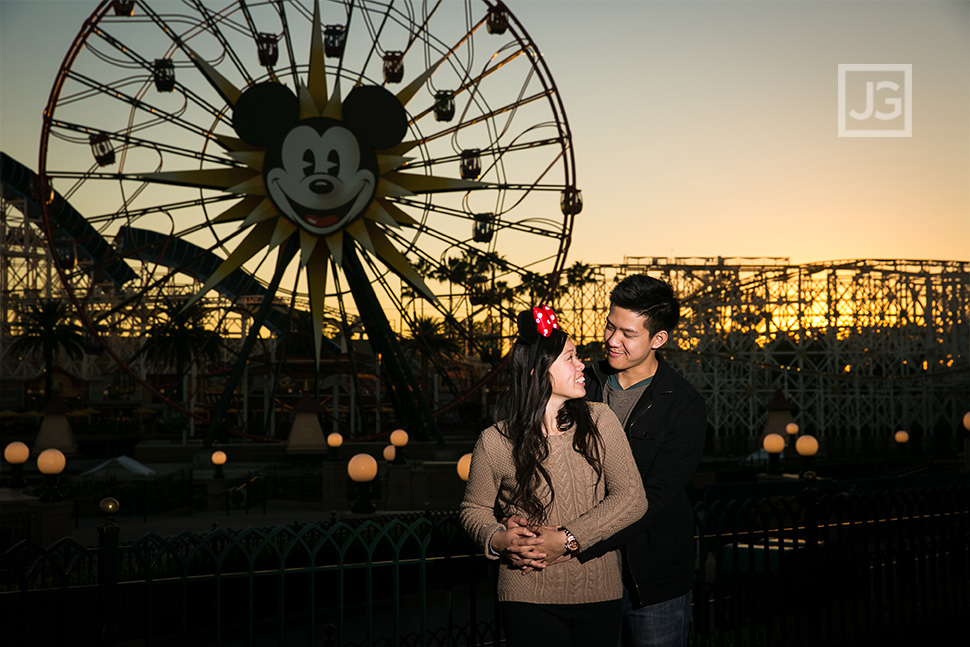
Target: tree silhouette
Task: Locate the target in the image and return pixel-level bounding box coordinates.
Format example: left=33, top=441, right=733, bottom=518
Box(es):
left=404, top=315, right=461, bottom=376
left=138, top=298, right=223, bottom=402
left=9, top=300, right=85, bottom=403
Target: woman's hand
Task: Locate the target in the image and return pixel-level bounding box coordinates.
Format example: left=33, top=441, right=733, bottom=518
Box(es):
left=490, top=525, right=546, bottom=566
left=493, top=516, right=553, bottom=572
left=532, top=525, right=570, bottom=564
left=495, top=517, right=576, bottom=572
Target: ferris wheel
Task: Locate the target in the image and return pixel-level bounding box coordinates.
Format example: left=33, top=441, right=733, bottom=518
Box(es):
left=38, top=0, right=580, bottom=442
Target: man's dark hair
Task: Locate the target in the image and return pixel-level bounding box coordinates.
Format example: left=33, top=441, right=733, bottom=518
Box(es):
left=610, top=274, right=680, bottom=336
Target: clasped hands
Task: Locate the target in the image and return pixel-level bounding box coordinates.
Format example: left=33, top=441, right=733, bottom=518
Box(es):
left=489, top=515, right=573, bottom=573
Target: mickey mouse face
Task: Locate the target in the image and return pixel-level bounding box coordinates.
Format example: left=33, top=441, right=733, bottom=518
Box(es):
left=231, top=82, right=408, bottom=237
left=264, top=118, right=377, bottom=236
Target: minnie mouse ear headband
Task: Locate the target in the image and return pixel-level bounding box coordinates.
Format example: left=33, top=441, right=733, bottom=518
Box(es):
left=516, top=305, right=559, bottom=344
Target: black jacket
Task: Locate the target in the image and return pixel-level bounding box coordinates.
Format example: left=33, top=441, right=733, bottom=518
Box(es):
left=577, top=351, right=707, bottom=607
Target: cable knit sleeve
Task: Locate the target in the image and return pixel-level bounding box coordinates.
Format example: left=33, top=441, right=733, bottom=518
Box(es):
left=459, top=425, right=507, bottom=560
left=561, top=403, right=647, bottom=550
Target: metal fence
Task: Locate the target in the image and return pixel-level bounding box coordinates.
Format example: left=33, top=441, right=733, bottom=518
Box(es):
left=1, top=478, right=968, bottom=646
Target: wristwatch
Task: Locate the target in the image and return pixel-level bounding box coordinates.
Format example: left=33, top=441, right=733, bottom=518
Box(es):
left=560, top=526, right=579, bottom=553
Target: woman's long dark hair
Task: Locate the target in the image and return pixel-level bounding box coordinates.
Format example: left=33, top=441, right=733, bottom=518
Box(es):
left=493, top=310, right=603, bottom=525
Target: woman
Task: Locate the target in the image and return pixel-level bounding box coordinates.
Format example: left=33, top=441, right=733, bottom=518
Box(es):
left=460, top=306, right=647, bottom=647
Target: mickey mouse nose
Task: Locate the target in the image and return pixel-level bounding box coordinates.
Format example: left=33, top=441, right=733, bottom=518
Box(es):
left=309, top=179, right=334, bottom=194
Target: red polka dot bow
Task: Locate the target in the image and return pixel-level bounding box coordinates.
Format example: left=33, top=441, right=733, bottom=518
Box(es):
left=532, top=305, right=559, bottom=337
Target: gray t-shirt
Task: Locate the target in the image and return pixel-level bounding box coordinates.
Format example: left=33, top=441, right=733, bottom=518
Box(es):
left=603, top=373, right=653, bottom=428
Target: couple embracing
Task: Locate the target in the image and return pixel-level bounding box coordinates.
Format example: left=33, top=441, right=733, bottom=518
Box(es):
left=461, top=275, right=707, bottom=647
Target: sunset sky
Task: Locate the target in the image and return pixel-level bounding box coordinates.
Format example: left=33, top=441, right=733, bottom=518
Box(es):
left=2, top=0, right=967, bottom=267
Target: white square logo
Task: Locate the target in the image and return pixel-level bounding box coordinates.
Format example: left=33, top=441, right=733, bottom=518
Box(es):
left=838, top=64, right=912, bottom=137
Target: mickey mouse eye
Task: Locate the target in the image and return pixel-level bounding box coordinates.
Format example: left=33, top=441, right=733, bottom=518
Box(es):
left=303, top=150, right=315, bottom=176
left=328, top=149, right=340, bottom=176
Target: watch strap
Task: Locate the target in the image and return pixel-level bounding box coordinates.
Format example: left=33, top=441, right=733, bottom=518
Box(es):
left=560, top=526, right=579, bottom=553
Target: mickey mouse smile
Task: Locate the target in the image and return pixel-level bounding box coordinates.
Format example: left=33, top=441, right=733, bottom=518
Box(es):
left=268, top=170, right=374, bottom=232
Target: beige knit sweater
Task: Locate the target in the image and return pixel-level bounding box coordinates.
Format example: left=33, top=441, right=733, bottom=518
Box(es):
left=460, top=402, right=647, bottom=604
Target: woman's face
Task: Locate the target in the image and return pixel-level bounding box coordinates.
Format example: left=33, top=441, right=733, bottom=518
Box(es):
left=548, top=338, right=586, bottom=402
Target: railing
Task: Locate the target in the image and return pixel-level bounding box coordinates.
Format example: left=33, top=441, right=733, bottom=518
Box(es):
left=1, top=480, right=967, bottom=646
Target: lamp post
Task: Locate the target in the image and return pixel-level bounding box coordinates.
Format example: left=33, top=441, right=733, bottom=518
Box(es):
left=457, top=453, right=472, bottom=482
left=98, top=497, right=120, bottom=646
left=327, top=432, right=343, bottom=462
left=3, top=441, right=29, bottom=488
left=784, top=422, right=799, bottom=459
left=963, top=411, right=970, bottom=473
left=348, top=453, right=378, bottom=513
left=211, top=450, right=227, bottom=479
left=763, top=433, right=784, bottom=476
left=382, top=445, right=396, bottom=462
left=795, top=434, right=819, bottom=476
left=389, top=428, right=408, bottom=465
left=37, top=448, right=66, bottom=502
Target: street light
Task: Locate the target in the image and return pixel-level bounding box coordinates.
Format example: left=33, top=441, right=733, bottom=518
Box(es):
left=37, top=448, right=66, bottom=502
left=327, top=432, right=343, bottom=462
left=211, top=450, right=227, bottom=479
left=894, top=430, right=909, bottom=454
left=763, top=433, right=784, bottom=476
left=783, top=422, right=799, bottom=459
left=382, top=445, right=396, bottom=462
left=795, top=434, right=819, bottom=475
left=348, top=453, right=378, bottom=513
left=795, top=435, right=819, bottom=458
left=3, top=441, right=29, bottom=488
left=389, top=429, right=408, bottom=465
left=457, top=453, right=472, bottom=482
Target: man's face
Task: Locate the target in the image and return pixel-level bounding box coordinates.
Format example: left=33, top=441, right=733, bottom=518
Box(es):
left=604, top=304, right=663, bottom=375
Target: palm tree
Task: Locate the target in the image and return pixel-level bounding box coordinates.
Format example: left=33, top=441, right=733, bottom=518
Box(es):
left=139, top=298, right=223, bottom=402
left=9, top=300, right=85, bottom=403
left=404, top=315, right=461, bottom=377
left=402, top=315, right=463, bottom=400
left=515, top=270, right=552, bottom=304
left=565, top=261, right=597, bottom=289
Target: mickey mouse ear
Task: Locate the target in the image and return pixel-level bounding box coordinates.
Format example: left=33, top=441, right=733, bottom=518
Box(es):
left=516, top=310, right=540, bottom=344
left=343, top=85, right=408, bottom=150
left=232, top=82, right=299, bottom=147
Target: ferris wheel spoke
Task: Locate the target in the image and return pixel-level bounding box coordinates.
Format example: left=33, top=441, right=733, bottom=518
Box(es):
left=49, top=119, right=235, bottom=168
left=275, top=0, right=320, bottom=92
left=406, top=46, right=526, bottom=125
left=390, top=195, right=565, bottom=240
left=382, top=225, right=540, bottom=287
left=397, top=134, right=563, bottom=174
left=405, top=89, right=552, bottom=148
left=58, top=69, right=225, bottom=142
left=85, top=194, right=240, bottom=225
left=188, top=0, right=256, bottom=87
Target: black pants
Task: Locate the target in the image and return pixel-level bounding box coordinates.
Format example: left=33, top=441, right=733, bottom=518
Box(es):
left=501, top=599, right=622, bottom=647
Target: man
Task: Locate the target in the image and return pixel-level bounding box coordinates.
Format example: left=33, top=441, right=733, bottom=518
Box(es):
left=506, top=275, right=707, bottom=647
